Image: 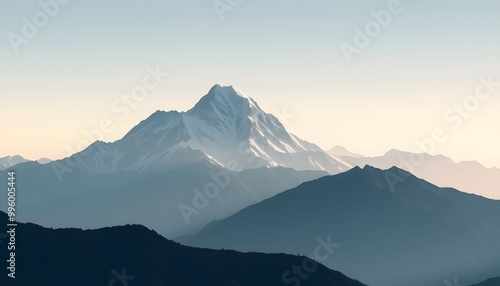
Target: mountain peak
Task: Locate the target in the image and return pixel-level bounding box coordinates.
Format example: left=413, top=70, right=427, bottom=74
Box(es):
left=61, top=84, right=349, bottom=175
left=202, top=84, right=253, bottom=107
left=188, top=84, right=258, bottom=116
left=209, top=84, right=249, bottom=99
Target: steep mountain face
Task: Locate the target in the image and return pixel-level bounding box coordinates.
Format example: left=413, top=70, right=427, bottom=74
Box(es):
left=57, top=85, right=348, bottom=177
left=180, top=166, right=500, bottom=286
left=0, top=211, right=366, bottom=286
left=183, top=85, right=340, bottom=172
left=338, top=149, right=500, bottom=199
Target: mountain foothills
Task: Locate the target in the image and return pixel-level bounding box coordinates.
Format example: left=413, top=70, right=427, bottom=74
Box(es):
left=0, top=211, right=366, bottom=286
left=332, top=148, right=500, bottom=200
left=5, top=160, right=325, bottom=237
left=181, top=166, right=500, bottom=286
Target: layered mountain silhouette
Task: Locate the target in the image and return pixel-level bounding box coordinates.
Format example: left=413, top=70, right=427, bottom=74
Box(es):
left=0, top=85, right=345, bottom=237
left=180, top=166, right=500, bottom=286
left=0, top=211, right=366, bottom=286
left=2, top=160, right=325, bottom=238
left=336, top=148, right=500, bottom=199
left=3, top=85, right=498, bottom=285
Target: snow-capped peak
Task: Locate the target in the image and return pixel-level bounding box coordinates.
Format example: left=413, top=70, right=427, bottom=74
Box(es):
left=188, top=84, right=259, bottom=117
left=211, top=84, right=250, bottom=98
left=67, top=85, right=350, bottom=175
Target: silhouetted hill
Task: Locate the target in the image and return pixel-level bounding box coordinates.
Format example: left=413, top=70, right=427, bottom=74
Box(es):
left=181, top=166, right=500, bottom=286
left=0, top=211, right=365, bottom=286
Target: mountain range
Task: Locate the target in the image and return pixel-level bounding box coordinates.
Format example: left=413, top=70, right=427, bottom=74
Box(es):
left=327, top=146, right=365, bottom=158
left=331, top=148, right=500, bottom=200
left=180, top=166, right=500, bottom=286
left=2, top=84, right=498, bottom=285
left=0, top=85, right=344, bottom=237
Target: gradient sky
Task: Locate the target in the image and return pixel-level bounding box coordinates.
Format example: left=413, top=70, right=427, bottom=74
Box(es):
left=1, top=0, right=499, bottom=168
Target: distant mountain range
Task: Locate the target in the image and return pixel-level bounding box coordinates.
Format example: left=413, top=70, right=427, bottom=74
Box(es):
left=0, top=155, right=51, bottom=170
left=327, top=145, right=365, bottom=158
left=332, top=148, right=500, bottom=199
left=180, top=166, right=500, bottom=286
left=0, top=211, right=366, bottom=286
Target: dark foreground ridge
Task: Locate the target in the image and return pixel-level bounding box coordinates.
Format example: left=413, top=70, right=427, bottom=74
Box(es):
left=0, top=211, right=365, bottom=286
left=469, top=277, right=500, bottom=286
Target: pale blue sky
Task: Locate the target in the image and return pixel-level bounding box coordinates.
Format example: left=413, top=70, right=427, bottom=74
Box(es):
left=1, top=0, right=499, bottom=167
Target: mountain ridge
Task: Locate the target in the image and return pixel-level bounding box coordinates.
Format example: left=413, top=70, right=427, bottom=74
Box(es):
left=181, top=165, right=500, bottom=286
left=337, top=148, right=500, bottom=199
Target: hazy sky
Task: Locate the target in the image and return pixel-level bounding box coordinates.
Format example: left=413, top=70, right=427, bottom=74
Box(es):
left=1, top=0, right=499, bottom=168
